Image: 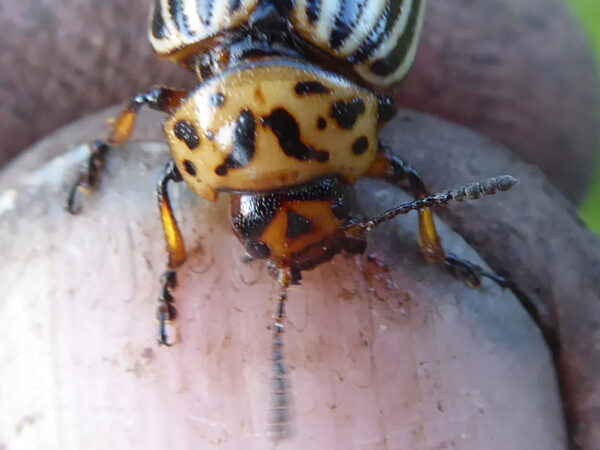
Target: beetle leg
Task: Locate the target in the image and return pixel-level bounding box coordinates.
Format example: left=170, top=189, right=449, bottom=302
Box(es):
left=157, top=269, right=178, bottom=346
left=268, top=266, right=293, bottom=441
left=108, top=87, right=189, bottom=146
left=156, top=160, right=187, bottom=346
left=66, top=86, right=188, bottom=214
left=366, top=142, right=446, bottom=262
left=66, top=140, right=109, bottom=214
left=365, top=144, right=514, bottom=288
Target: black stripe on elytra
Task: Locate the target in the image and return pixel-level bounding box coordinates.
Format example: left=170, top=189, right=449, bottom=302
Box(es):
left=174, top=120, right=200, bottom=150
left=169, top=0, right=193, bottom=37
left=262, top=108, right=330, bottom=162
left=306, top=0, right=321, bottom=24
left=249, top=0, right=292, bottom=28
left=352, top=136, right=369, bottom=155
left=215, top=109, right=257, bottom=176
left=330, top=0, right=366, bottom=50
left=350, top=0, right=403, bottom=63
left=330, top=98, right=365, bottom=129
left=229, top=0, right=241, bottom=13
left=294, top=81, right=330, bottom=96
left=197, top=0, right=214, bottom=26
left=370, top=0, right=422, bottom=76
left=151, top=0, right=169, bottom=39
left=286, top=211, right=314, bottom=239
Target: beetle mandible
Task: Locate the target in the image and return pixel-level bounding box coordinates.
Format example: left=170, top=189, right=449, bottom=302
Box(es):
left=66, top=0, right=517, bottom=437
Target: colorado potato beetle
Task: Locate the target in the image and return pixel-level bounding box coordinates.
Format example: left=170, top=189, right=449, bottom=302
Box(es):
left=67, top=0, right=517, bottom=438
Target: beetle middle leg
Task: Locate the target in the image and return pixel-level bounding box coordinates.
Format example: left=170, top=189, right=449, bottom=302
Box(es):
left=66, top=86, right=188, bottom=214
left=365, top=142, right=511, bottom=288
left=156, top=160, right=187, bottom=346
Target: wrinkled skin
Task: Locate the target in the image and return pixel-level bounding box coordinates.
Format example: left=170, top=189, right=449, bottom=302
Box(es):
left=0, top=0, right=598, bottom=202
left=0, top=109, right=579, bottom=450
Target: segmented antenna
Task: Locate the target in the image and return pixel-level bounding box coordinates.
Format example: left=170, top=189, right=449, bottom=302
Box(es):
left=345, top=175, right=518, bottom=235
left=268, top=287, right=293, bottom=441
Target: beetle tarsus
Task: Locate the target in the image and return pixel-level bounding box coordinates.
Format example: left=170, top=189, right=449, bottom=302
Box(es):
left=157, top=270, right=178, bottom=346
left=444, top=254, right=511, bottom=289
left=66, top=141, right=109, bottom=214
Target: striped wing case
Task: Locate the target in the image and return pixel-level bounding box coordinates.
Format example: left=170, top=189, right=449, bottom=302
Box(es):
left=149, top=0, right=260, bottom=57
left=149, top=0, right=426, bottom=89
left=291, top=0, right=427, bottom=88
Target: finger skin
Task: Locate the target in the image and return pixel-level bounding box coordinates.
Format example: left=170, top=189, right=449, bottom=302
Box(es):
left=381, top=110, right=600, bottom=450
left=0, top=112, right=566, bottom=449
left=0, top=0, right=598, bottom=203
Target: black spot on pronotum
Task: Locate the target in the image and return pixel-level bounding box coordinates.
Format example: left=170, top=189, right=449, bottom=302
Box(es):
left=215, top=109, right=257, bottom=176
left=330, top=98, right=365, bottom=129
left=315, top=152, right=330, bottom=163
left=294, top=81, right=329, bottom=96
left=262, top=108, right=329, bottom=162
left=206, top=130, right=216, bottom=141
left=286, top=211, right=314, bottom=238
left=183, top=160, right=197, bottom=176
left=210, top=93, right=226, bottom=107
left=377, top=96, right=396, bottom=123
left=317, top=117, right=327, bottom=130
left=174, top=120, right=200, bottom=150
left=352, top=136, right=369, bottom=155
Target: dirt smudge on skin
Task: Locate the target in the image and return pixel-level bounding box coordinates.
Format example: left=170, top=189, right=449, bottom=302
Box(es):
left=358, top=253, right=398, bottom=301
left=126, top=361, right=146, bottom=378
left=141, top=347, right=155, bottom=361
left=15, top=414, right=41, bottom=435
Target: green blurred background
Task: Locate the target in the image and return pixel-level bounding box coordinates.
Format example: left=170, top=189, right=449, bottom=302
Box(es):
left=568, top=0, right=600, bottom=233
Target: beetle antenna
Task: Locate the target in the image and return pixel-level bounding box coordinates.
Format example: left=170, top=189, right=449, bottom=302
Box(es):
left=268, top=270, right=293, bottom=441
left=345, top=175, right=518, bottom=235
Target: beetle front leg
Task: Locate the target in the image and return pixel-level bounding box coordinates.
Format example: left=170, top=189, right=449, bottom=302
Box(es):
left=156, top=160, right=187, bottom=346
left=66, top=140, right=109, bottom=213
left=66, top=86, right=188, bottom=214
left=366, top=142, right=511, bottom=288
